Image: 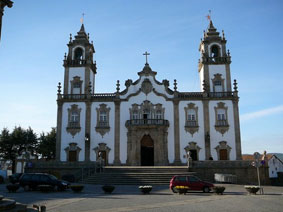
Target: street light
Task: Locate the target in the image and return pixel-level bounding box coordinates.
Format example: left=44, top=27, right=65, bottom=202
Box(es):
left=0, top=0, right=13, bottom=43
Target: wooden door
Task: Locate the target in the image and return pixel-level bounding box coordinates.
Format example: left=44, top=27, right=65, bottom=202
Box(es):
left=219, top=149, right=228, bottom=160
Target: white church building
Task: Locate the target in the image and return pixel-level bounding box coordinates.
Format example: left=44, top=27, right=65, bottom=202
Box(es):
left=55, top=21, right=242, bottom=166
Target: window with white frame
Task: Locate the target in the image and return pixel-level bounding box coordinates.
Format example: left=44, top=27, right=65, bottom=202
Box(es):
left=67, top=105, right=81, bottom=129
left=71, top=76, right=83, bottom=95
left=96, top=104, right=110, bottom=128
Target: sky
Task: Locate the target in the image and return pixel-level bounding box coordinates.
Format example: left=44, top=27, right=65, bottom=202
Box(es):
left=0, top=0, right=282, bottom=154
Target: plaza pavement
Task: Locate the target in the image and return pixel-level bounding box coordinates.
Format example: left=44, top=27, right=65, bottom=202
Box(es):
left=1, top=184, right=283, bottom=212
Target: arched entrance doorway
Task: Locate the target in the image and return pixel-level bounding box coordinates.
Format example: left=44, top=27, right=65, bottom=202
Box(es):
left=141, top=135, right=154, bottom=166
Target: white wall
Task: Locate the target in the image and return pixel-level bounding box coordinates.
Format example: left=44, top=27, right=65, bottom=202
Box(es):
left=120, top=92, right=175, bottom=164
left=90, top=102, right=115, bottom=163
left=60, top=102, right=86, bottom=161
left=269, top=156, right=283, bottom=178
left=199, top=66, right=204, bottom=92
left=68, top=67, right=85, bottom=94
left=179, top=101, right=205, bottom=162
left=209, top=100, right=236, bottom=160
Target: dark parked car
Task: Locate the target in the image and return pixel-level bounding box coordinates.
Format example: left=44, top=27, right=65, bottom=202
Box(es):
left=9, top=173, right=23, bottom=184
left=170, top=175, right=214, bottom=193
left=19, top=173, right=70, bottom=191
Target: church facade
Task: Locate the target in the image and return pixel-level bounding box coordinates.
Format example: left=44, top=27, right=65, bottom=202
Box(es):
left=55, top=21, right=242, bottom=166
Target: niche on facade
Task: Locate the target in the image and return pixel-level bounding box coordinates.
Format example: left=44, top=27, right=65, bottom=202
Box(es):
left=214, top=102, right=229, bottom=135
left=64, top=142, right=81, bottom=162
left=215, top=141, right=231, bottom=160
left=93, top=143, right=111, bottom=165
left=184, top=142, right=201, bottom=161
left=95, top=104, right=110, bottom=137
left=66, top=104, right=82, bottom=136
left=184, top=103, right=199, bottom=136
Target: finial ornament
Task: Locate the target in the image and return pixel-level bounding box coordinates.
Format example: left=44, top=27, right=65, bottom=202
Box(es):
left=222, top=30, right=225, bottom=39
left=233, top=79, right=238, bottom=91
left=88, top=81, right=92, bottom=94
left=80, top=13, right=85, bottom=24
left=87, top=33, right=90, bottom=40
left=202, top=80, right=207, bottom=92
left=69, top=33, right=72, bottom=42
left=64, top=52, right=67, bottom=60
left=227, top=49, right=230, bottom=56
left=143, top=51, right=150, bottom=64
left=57, top=82, right=61, bottom=94
left=174, top=79, right=177, bottom=91
left=206, top=10, right=212, bottom=21
left=116, top=80, right=120, bottom=93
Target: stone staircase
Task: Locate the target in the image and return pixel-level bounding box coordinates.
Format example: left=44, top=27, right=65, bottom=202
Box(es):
left=81, top=166, right=193, bottom=185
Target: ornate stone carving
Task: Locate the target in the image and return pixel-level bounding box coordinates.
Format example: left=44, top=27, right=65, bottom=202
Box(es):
left=184, top=103, right=199, bottom=136
left=141, top=79, right=153, bottom=95
left=66, top=104, right=81, bottom=136
left=95, top=104, right=110, bottom=137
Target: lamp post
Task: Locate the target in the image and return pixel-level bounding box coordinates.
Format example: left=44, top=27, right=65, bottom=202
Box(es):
left=0, top=0, right=13, bottom=43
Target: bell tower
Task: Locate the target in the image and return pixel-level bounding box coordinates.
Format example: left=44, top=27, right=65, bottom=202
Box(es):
left=198, top=20, right=232, bottom=93
left=63, top=24, right=97, bottom=95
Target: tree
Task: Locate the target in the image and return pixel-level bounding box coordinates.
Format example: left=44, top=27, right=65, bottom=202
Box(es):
left=0, top=126, right=38, bottom=173
left=37, top=128, right=56, bottom=160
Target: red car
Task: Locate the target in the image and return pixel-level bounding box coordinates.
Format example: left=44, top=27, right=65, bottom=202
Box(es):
left=170, top=175, right=214, bottom=193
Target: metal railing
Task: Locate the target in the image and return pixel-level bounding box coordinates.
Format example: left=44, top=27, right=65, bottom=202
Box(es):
left=216, top=120, right=228, bottom=127
left=185, top=120, right=198, bottom=127
left=126, top=119, right=169, bottom=126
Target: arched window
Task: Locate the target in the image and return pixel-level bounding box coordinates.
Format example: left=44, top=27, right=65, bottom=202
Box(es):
left=74, top=48, right=83, bottom=60
left=211, top=45, right=219, bottom=57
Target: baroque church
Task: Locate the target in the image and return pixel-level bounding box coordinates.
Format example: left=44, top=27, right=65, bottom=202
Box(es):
left=55, top=21, right=242, bottom=166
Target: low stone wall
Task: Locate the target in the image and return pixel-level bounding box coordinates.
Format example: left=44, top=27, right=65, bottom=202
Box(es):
left=191, top=160, right=270, bottom=185
left=25, top=161, right=103, bottom=181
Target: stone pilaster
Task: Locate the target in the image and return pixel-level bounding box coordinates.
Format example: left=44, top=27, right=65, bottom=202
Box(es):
left=84, top=101, right=91, bottom=161
left=203, top=100, right=211, bottom=160
left=56, top=101, right=63, bottom=161
left=233, top=98, right=242, bottom=160
left=114, top=100, right=121, bottom=165
left=225, top=64, right=232, bottom=91
left=84, top=67, right=90, bottom=94
left=63, top=67, right=69, bottom=94
left=173, top=100, right=181, bottom=164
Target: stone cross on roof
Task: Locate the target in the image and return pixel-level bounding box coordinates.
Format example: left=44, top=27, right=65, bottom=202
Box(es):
left=143, top=51, right=150, bottom=64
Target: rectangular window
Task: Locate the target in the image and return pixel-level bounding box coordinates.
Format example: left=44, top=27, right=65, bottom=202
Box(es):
left=98, top=111, right=108, bottom=127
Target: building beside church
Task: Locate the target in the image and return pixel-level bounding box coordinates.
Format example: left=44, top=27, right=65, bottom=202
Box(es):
left=55, top=21, right=242, bottom=166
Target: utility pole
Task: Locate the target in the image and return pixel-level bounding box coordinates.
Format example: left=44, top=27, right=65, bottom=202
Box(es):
left=0, top=0, right=13, bottom=43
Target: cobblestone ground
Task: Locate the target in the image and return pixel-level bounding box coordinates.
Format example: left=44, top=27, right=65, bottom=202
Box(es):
left=1, top=184, right=283, bottom=212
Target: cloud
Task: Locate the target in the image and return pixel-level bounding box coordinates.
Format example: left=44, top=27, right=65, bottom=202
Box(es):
left=241, top=105, right=283, bottom=122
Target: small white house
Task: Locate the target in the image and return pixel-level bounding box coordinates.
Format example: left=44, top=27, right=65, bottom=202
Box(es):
left=268, top=153, right=283, bottom=178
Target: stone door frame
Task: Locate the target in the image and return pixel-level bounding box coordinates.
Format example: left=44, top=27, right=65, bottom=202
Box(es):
left=126, top=126, right=169, bottom=166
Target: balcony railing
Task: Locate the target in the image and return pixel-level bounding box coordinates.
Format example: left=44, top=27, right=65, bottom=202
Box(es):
left=96, top=121, right=109, bottom=127
left=126, top=119, right=169, bottom=127
left=208, top=92, right=234, bottom=98
left=216, top=120, right=228, bottom=127
left=185, top=120, right=198, bottom=127
left=201, top=56, right=231, bottom=64
left=68, top=122, right=80, bottom=128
